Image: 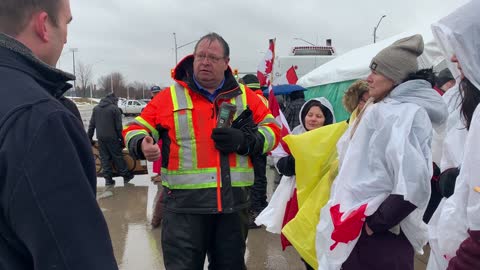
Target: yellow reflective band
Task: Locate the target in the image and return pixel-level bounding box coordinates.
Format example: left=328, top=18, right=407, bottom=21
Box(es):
left=259, top=114, right=280, bottom=128
left=162, top=181, right=218, bottom=189
left=246, top=83, right=261, bottom=89
left=125, top=129, right=149, bottom=146
left=161, top=168, right=253, bottom=189
left=134, top=116, right=159, bottom=142
left=171, top=83, right=197, bottom=170
left=258, top=126, right=276, bottom=154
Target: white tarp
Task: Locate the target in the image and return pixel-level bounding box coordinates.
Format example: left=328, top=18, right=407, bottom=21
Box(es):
left=297, top=27, right=445, bottom=88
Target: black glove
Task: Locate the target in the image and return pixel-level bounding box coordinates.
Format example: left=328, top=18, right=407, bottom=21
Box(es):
left=439, top=167, right=460, bottom=198
left=277, top=155, right=295, bottom=176
left=211, top=128, right=246, bottom=154
left=231, top=107, right=255, bottom=131
left=231, top=107, right=264, bottom=155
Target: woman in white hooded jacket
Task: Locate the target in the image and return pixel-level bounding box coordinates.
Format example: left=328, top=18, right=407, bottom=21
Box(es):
left=315, top=34, right=448, bottom=270
left=427, top=1, right=480, bottom=269
left=275, top=97, right=335, bottom=270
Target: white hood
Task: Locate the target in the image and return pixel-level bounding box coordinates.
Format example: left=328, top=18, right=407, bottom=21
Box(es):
left=431, top=0, right=480, bottom=90
left=389, top=79, right=448, bottom=126
left=292, top=97, right=336, bottom=135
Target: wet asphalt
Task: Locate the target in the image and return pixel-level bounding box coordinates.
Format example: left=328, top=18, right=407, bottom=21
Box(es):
left=78, top=104, right=429, bottom=270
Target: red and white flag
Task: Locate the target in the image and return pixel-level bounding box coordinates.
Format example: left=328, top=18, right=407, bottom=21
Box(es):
left=272, top=65, right=299, bottom=85
left=256, top=39, right=292, bottom=156
left=257, top=39, right=275, bottom=88
left=268, top=85, right=291, bottom=156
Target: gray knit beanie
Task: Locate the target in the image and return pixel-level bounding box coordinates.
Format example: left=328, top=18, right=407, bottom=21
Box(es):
left=370, top=34, right=424, bottom=84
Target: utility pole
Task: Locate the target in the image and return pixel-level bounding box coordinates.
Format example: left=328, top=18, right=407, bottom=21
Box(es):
left=293, top=37, right=316, bottom=46
left=70, top=48, right=78, bottom=96
left=173, top=32, right=198, bottom=65
left=373, top=15, right=387, bottom=43
left=173, top=32, right=178, bottom=65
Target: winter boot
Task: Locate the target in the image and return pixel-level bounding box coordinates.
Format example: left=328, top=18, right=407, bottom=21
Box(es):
left=105, top=176, right=115, bottom=186
left=123, top=173, right=134, bottom=183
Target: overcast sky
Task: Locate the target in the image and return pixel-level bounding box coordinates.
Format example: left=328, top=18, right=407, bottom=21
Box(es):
left=58, top=0, right=468, bottom=88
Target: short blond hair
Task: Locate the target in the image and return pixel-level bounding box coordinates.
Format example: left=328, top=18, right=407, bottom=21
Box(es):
left=342, top=80, right=369, bottom=113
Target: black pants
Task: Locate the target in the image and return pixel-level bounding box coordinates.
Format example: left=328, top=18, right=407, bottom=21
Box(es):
left=98, top=138, right=129, bottom=178
left=250, top=154, right=268, bottom=212
left=161, top=209, right=248, bottom=270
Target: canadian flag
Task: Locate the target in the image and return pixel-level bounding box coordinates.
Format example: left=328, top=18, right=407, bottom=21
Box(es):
left=268, top=84, right=291, bottom=156
left=257, top=39, right=275, bottom=88
left=256, top=39, right=292, bottom=155
left=272, top=65, right=299, bottom=85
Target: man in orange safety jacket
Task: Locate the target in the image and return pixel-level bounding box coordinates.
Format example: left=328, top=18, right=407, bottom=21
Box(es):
left=123, top=32, right=279, bottom=270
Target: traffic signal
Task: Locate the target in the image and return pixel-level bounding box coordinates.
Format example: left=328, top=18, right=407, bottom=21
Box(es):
left=233, top=68, right=238, bottom=79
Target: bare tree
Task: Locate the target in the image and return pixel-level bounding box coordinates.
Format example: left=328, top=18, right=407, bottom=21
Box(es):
left=129, top=81, right=149, bottom=99
left=76, top=61, right=92, bottom=97
left=97, top=72, right=127, bottom=97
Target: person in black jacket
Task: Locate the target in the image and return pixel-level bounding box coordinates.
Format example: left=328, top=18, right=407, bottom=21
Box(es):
left=88, top=93, right=133, bottom=186
left=0, top=1, right=118, bottom=270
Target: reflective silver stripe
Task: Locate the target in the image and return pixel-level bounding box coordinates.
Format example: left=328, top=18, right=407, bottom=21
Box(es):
left=258, top=126, right=275, bottom=153
left=131, top=116, right=159, bottom=142
left=237, top=155, right=249, bottom=168
left=233, top=85, right=249, bottom=167
left=171, top=84, right=196, bottom=170
left=161, top=169, right=254, bottom=188
left=162, top=170, right=217, bottom=186
left=259, top=115, right=281, bottom=128
left=231, top=170, right=254, bottom=183
left=125, top=129, right=149, bottom=146
left=172, top=83, right=191, bottom=110
left=234, top=91, right=245, bottom=117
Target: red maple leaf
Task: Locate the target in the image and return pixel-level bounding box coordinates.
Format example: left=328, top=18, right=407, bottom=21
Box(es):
left=329, top=203, right=367, bottom=250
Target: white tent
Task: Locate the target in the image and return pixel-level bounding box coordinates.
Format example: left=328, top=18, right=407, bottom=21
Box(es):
left=297, top=26, right=445, bottom=88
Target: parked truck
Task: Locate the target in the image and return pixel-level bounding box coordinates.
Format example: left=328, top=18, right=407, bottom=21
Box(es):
left=118, top=99, right=147, bottom=115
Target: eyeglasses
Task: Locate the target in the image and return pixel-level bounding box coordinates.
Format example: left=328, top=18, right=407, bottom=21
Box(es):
left=194, top=53, right=224, bottom=63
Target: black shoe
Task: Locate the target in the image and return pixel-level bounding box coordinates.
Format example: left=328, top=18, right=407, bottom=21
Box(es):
left=105, top=178, right=116, bottom=186
left=123, top=173, right=134, bottom=183
left=248, top=209, right=261, bottom=229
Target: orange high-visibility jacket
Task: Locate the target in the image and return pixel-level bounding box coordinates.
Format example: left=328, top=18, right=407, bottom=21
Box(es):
left=123, top=56, right=280, bottom=213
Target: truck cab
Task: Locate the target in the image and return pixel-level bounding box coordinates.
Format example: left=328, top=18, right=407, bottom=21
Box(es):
left=118, top=99, right=146, bottom=115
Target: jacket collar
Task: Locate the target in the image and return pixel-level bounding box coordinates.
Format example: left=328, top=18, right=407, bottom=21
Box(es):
left=0, top=33, right=75, bottom=98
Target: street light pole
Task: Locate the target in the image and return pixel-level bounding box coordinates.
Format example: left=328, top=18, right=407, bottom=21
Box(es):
left=293, top=37, right=316, bottom=46
left=373, top=15, right=387, bottom=43
left=173, top=32, right=178, bottom=65
left=110, top=74, right=113, bottom=93
left=70, top=48, right=78, bottom=96
left=173, top=32, right=198, bottom=64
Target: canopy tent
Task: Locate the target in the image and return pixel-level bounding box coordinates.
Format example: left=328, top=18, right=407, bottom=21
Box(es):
left=297, top=26, right=446, bottom=121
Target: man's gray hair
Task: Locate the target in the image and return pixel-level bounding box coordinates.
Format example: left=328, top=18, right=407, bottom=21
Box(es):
left=194, top=32, right=230, bottom=58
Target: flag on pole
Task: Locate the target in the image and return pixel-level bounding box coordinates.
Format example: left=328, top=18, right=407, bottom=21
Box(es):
left=268, top=86, right=291, bottom=155
left=272, top=65, right=299, bottom=85
left=257, top=39, right=292, bottom=155
left=257, top=39, right=275, bottom=88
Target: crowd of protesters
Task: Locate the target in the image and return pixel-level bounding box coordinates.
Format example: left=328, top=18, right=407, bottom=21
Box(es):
left=1, top=0, right=479, bottom=270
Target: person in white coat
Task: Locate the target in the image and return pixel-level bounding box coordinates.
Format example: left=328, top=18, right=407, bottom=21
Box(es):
left=427, top=1, right=480, bottom=269
left=315, top=34, right=447, bottom=270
